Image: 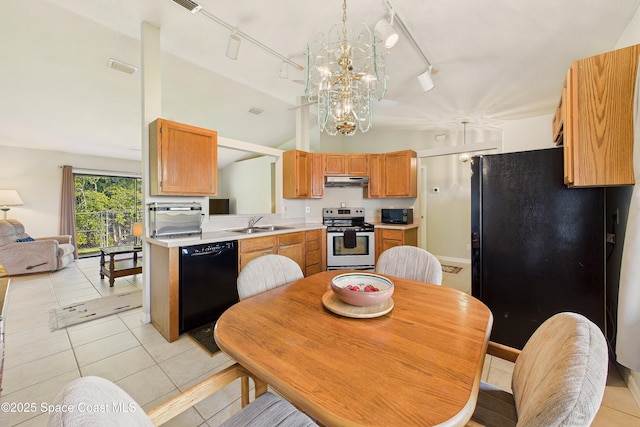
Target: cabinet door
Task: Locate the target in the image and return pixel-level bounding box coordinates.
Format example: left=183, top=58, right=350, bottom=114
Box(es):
left=566, top=44, right=640, bottom=187
left=311, top=153, right=324, bottom=198
left=283, top=150, right=311, bottom=198
left=304, top=229, right=324, bottom=276
left=278, top=232, right=305, bottom=273
left=324, top=154, right=346, bottom=175
left=150, top=119, right=217, bottom=196
left=366, top=154, right=383, bottom=198
left=384, top=150, right=417, bottom=197
left=346, top=154, right=368, bottom=176
left=238, top=236, right=276, bottom=272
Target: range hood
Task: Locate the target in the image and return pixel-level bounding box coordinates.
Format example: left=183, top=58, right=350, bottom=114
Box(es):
left=325, top=176, right=370, bottom=187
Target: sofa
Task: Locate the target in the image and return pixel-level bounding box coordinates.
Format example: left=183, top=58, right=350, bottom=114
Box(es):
left=0, top=219, right=75, bottom=275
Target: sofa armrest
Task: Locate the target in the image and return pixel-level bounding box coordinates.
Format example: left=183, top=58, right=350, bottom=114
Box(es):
left=36, top=235, right=72, bottom=245
left=147, top=363, right=267, bottom=426
left=487, top=341, right=521, bottom=363
left=0, top=240, right=59, bottom=275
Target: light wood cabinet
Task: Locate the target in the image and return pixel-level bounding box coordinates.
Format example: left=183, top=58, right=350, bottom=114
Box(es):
left=366, top=154, right=383, bottom=198
left=304, top=229, right=324, bottom=276
left=553, top=44, right=640, bottom=187
left=311, top=153, right=324, bottom=198
left=367, top=150, right=417, bottom=198
left=149, top=118, right=218, bottom=196
left=238, top=235, right=276, bottom=272
left=278, top=232, right=305, bottom=273
left=284, top=149, right=416, bottom=199
left=324, top=153, right=369, bottom=176
left=375, top=227, right=418, bottom=262
left=283, top=150, right=311, bottom=198
left=149, top=244, right=180, bottom=342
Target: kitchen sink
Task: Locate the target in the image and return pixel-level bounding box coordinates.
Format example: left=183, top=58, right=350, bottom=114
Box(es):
left=229, top=225, right=293, bottom=234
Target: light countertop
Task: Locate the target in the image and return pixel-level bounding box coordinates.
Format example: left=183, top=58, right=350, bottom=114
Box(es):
left=146, top=223, right=325, bottom=248
left=370, top=222, right=419, bottom=230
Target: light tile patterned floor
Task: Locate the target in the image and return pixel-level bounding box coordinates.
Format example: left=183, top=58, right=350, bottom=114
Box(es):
left=0, top=258, right=638, bottom=426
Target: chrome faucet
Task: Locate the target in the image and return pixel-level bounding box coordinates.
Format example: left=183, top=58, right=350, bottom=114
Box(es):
left=248, top=216, right=263, bottom=228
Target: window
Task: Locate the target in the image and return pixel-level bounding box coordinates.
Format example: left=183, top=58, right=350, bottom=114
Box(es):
left=74, top=174, right=142, bottom=257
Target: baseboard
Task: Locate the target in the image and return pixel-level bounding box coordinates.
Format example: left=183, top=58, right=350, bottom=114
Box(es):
left=622, top=367, right=640, bottom=408
left=436, top=256, right=471, bottom=265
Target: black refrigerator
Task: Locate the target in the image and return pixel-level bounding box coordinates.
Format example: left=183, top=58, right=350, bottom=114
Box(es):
left=471, top=147, right=606, bottom=349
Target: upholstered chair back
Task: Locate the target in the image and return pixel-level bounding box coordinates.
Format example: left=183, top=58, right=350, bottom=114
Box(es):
left=237, top=254, right=304, bottom=300
left=376, top=245, right=442, bottom=285
left=512, top=312, right=608, bottom=426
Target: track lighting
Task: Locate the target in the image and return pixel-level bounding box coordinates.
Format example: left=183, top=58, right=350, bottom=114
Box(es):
left=278, top=62, right=289, bottom=79
left=375, top=11, right=399, bottom=49
left=226, top=31, right=241, bottom=60
left=417, top=66, right=434, bottom=92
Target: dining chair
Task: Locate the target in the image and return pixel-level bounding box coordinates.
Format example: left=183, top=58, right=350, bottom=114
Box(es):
left=375, top=245, right=443, bottom=285
left=469, top=312, right=608, bottom=427
left=237, top=254, right=304, bottom=300
left=47, top=363, right=317, bottom=426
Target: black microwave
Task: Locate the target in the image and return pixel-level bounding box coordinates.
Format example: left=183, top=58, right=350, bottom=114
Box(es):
left=381, top=209, right=413, bottom=224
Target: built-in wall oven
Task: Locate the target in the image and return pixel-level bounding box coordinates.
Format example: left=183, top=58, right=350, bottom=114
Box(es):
left=323, top=208, right=375, bottom=271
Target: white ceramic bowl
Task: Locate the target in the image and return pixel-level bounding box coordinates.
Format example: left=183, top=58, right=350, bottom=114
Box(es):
left=331, top=273, right=394, bottom=307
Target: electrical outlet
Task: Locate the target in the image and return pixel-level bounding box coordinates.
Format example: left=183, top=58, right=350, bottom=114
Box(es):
left=305, top=206, right=311, bottom=213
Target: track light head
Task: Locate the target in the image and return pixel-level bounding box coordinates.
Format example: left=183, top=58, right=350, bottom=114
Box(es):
left=226, top=32, right=241, bottom=60
left=375, top=16, right=399, bottom=49
left=417, top=66, right=435, bottom=92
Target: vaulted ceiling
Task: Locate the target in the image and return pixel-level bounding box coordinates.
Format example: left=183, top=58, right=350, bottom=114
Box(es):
left=1, top=0, right=639, bottom=160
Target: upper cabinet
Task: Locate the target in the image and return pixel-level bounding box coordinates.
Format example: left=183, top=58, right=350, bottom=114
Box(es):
left=149, top=118, right=218, bottom=196
left=284, top=149, right=417, bottom=199
left=324, top=153, right=369, bottom=176
left=283, top=150, right=311, bottom=198
left=368, top=150, right=418, bottom=198
left=553, top=44, right=640, bottom=187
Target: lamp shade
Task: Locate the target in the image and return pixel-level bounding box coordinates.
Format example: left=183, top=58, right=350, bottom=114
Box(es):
left=0, top=190, right=23, bottom=207
left=132, top=222, right=143, bottom=237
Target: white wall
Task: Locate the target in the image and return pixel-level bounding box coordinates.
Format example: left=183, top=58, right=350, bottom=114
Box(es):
left=0, top=145, right=140, bottom=238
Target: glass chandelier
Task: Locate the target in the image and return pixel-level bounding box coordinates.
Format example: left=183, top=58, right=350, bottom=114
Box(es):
left=306, top=0, right=387, bottom=136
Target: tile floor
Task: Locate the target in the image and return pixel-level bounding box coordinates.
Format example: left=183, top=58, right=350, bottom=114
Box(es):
left=0, top=258, right=638, bottom=426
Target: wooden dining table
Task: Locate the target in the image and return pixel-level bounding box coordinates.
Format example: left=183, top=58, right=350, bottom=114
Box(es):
left=214, top=270, right=493, bottom=427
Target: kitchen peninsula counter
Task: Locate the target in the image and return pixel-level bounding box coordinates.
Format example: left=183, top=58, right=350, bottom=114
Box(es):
left=146, top=222, right=325, bottom=343
left=146, top=223, right=324, bottom=248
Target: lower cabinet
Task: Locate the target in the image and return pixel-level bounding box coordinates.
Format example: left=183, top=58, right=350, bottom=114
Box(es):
left=304, top=229, right=324, bottom=276
left=375, top=227, right=418, bottom=262
left=278, top=232, right=305, bottom=273
left=238, top=229, right=326, bottom=276
left=238, top=235, right=276, bottom=272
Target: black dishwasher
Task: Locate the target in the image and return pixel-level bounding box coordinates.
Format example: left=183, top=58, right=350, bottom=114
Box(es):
left=179, top=240, right=239, bottom=332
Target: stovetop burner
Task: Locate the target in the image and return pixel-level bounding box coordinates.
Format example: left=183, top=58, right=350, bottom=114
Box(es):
left=322, top=207, right=374, bottom=232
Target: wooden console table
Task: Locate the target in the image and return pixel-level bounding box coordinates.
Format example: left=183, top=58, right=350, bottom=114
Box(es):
left=100, top=246, right=142, bottom=287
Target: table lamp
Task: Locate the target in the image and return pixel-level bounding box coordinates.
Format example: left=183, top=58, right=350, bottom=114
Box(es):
left=132, top=222, right=143, bottom=248
left=0, top=190, right=24, bottom=219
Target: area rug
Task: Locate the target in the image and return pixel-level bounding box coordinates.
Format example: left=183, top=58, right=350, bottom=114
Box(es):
left=187, top=321, right=220, bottom=356
left=49, top=290, right=142, bottom=330
left=442, top=265, right=462, bottom=274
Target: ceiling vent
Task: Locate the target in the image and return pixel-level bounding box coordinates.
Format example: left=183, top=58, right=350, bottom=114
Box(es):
left=171, top=0, right=202, bottom=13
left=108, top=59, right=138, bottom=75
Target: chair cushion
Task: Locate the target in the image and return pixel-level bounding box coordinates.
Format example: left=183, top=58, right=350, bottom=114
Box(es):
left=220, top=392, right=316, bottom=427
left=473, top=381, right=517, bottom=427
left=47, top=376, right=153, bottom=426
left=512, top=312, right=608, bottom=426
